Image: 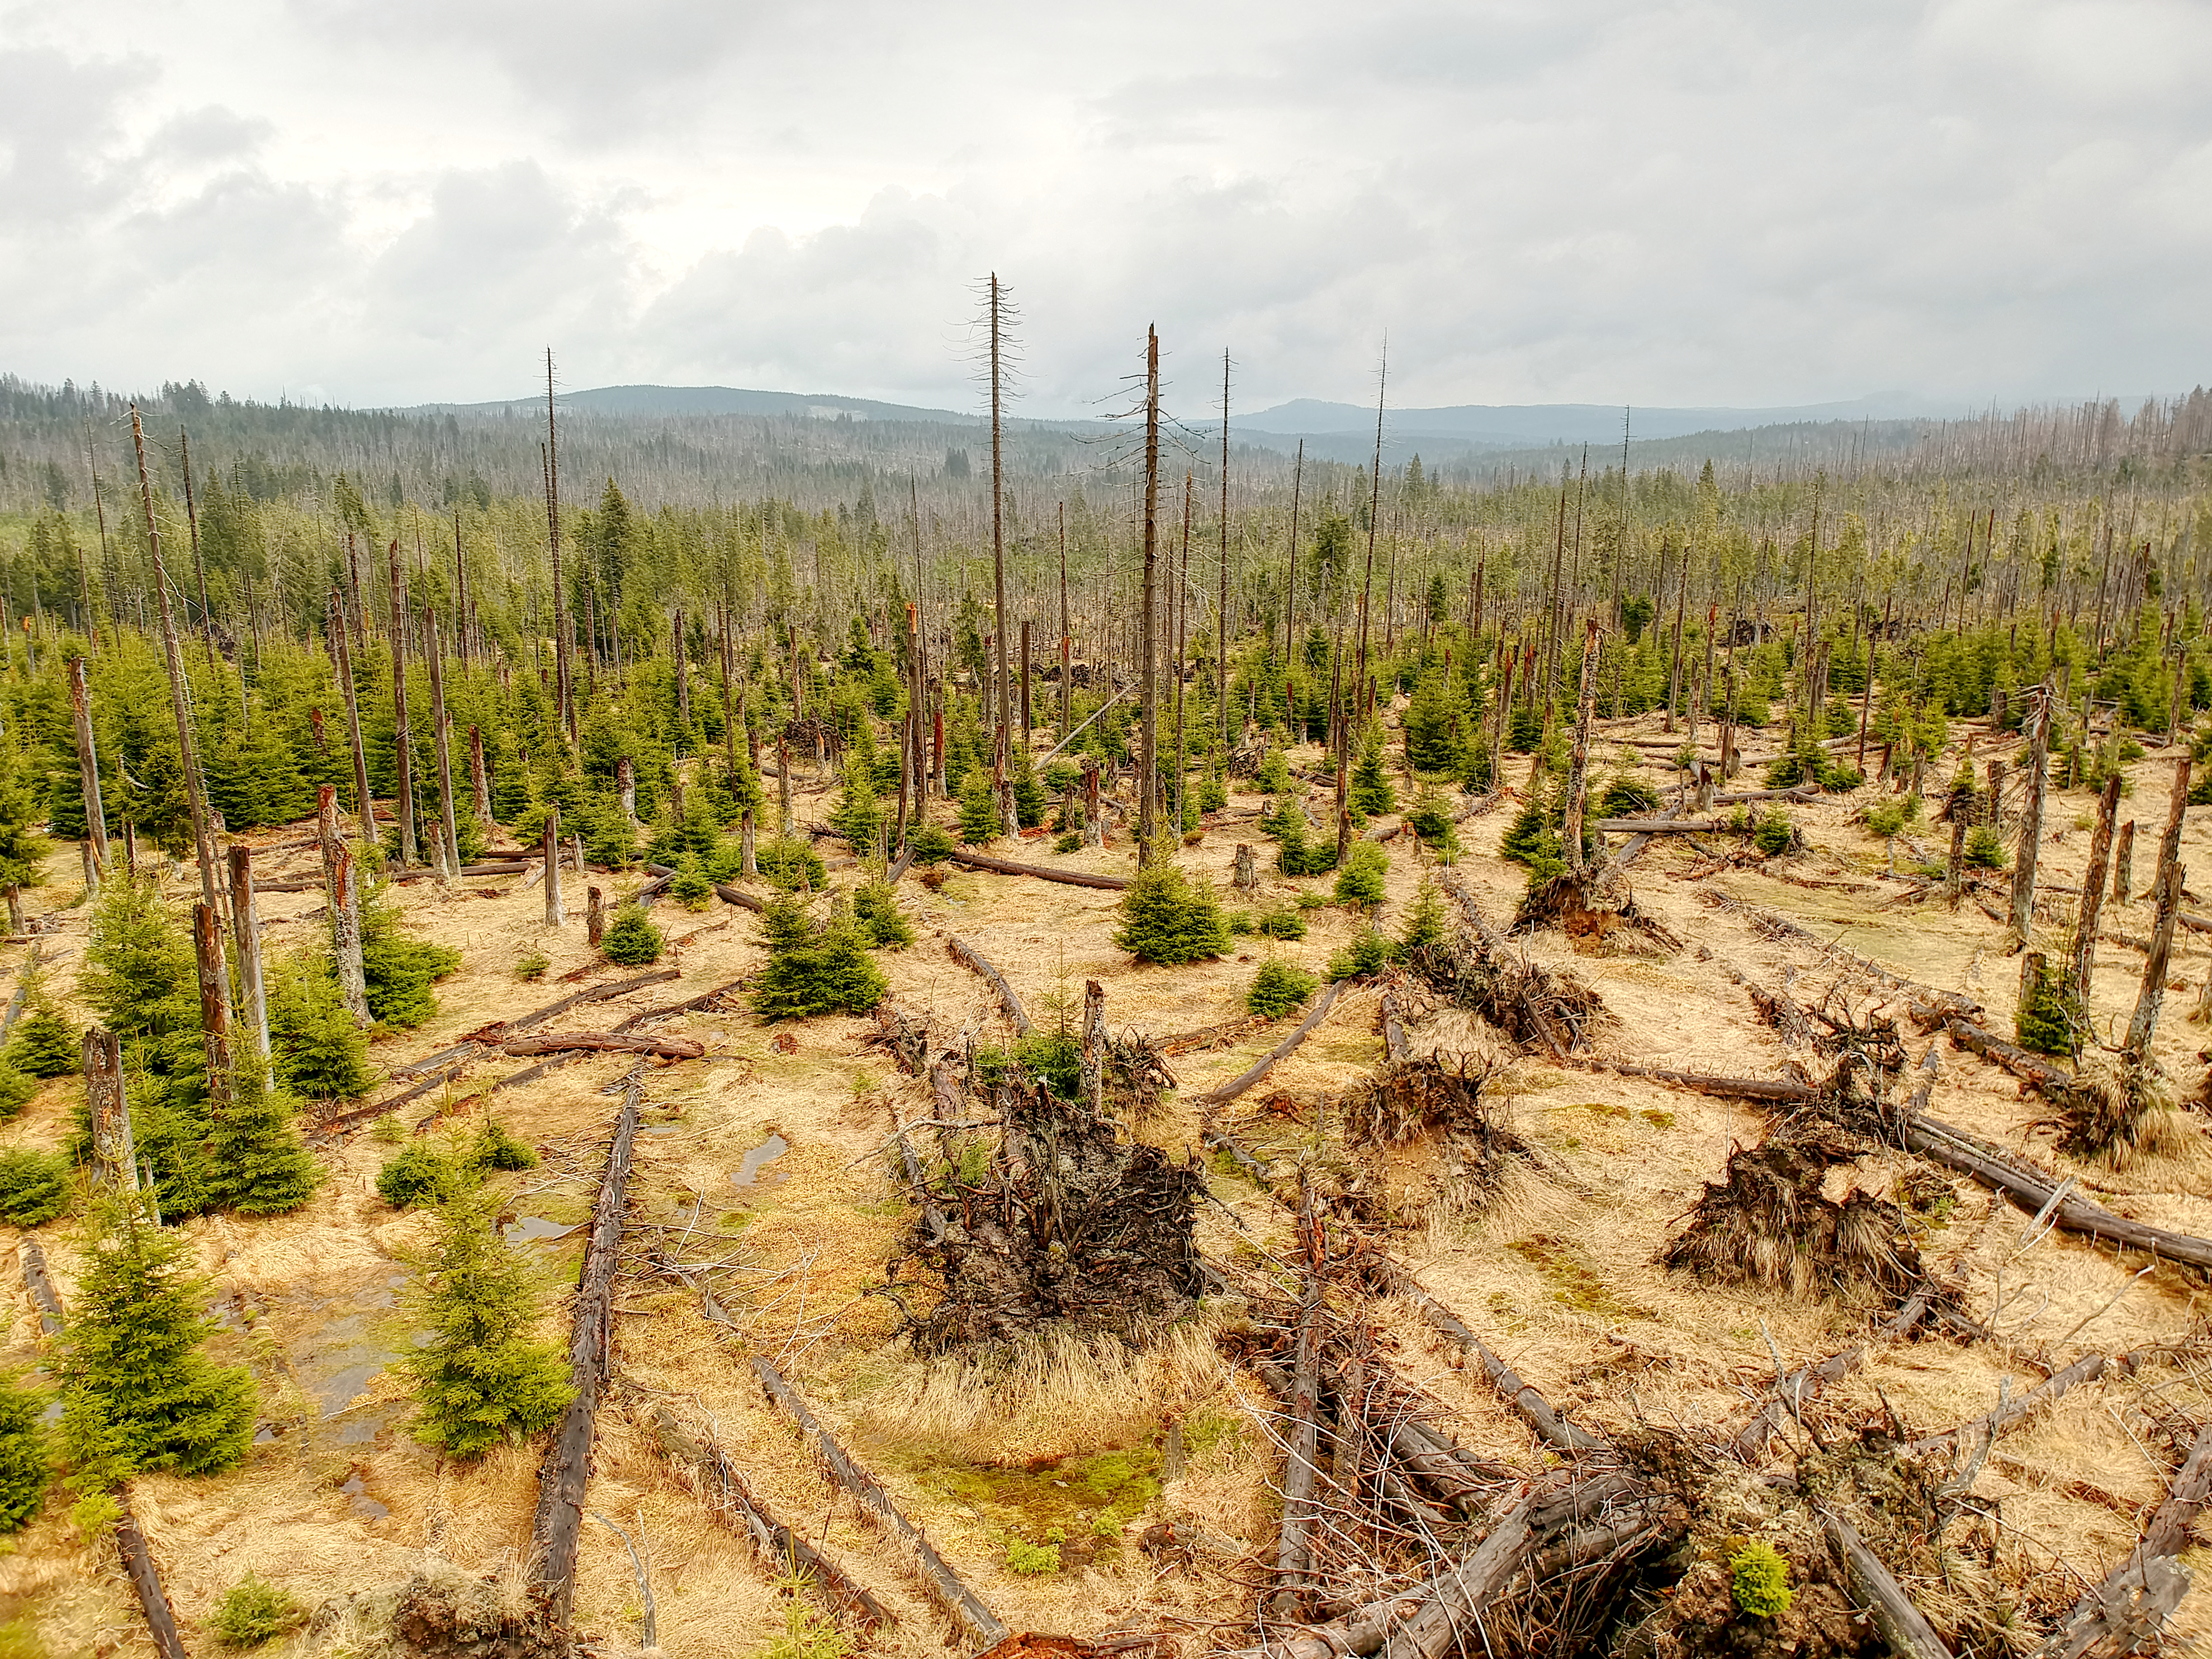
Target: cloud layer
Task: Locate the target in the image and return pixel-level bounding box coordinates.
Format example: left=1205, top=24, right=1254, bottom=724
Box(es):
left=2, top=0, right=2206, bottom=414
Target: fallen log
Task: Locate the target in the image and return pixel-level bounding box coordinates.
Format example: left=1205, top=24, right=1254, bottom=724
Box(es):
left=1731, top=1291, right=1931, bottom=1461
left=949, top=848, right=1131, bottom=890
left=1202, top=1123, right=1276, bottom=1188
left=1822, top=1510, right=1955, bottom=1659
left=1386, top=1268, right=1608, bottom=1454
left=612, top=973, right=750, bottom=1032
left=1247, top=1357, right=1457, bottom=1526
left=1192, top=981, right=1342, bottom=1105
left=1927, top=1012, right=2097, bottom=1114
left=1572, top=1056, right=1819, bottom=1104
left=17, top=1240, right=62, bottom=1336
left=949, top=935, right=1031, bottom=1034
left=1905, top=1350, right=2112, bottom=1458
left=530, top=1070, right=644, bottom=1630
left=2039, top=1425, right=2212, bottom=1659
left=394, top=968, right=685, bottom=1074
left=1270, top=1193, right=1326, bottom=1620
left=1437, top=875, right=1568, bottom=1060
left=500, top=1032, right=706, bottom=1061
left=1157, top=1014, right=1269, bottom=1056
left=1606, top=802, right=1684, bottom=872
left=751, top=1356, right=1007, bottom=1648
left=712, top=878, right=768, bottom=914
left=648, top=1405, right=892, bottom=1630
left=1591, top=815, right=1733, bottom=835
left=1714, top=783, right=1822, bottom=807
left=323, top=1056, right=480, bottom=1130
left=114, top=1502, right=188, bottom=1659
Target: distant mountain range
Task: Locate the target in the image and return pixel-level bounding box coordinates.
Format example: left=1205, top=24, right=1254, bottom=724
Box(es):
left=442, top=383, right=1971, bottom=453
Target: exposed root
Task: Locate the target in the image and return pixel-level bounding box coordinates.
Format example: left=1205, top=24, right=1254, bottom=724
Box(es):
left=1511, top=869, right=1685, bottom=958
left=1406, top=929, right=1609, bottom=1053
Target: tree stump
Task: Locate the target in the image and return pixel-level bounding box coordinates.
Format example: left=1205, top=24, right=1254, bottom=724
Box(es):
left=587, top=886, right=604, bottom=947
left=1233, top=843, right=1257, bottom=891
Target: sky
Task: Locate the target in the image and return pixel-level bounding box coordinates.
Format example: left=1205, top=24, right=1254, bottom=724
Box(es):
left=1, top=0, right=2207, bottom=418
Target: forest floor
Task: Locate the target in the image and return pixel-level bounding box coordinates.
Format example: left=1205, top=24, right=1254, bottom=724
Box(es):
left=0, top=710, right=2206, bottom=1659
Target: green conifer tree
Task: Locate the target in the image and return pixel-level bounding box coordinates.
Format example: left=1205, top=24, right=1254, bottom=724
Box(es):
left=360, top=892, right=461, bottom=1028
left=1350, top=727, right=1396, bottom=816
left=60, top=1206, right=255, bottom=1478
left=599, top=905, right=664, bottom=965
left=750, top=896, right=888, bottom=1019
left=958, top=768, right=998, bottom=844
left=0, top=1378, right=50, bottom=1533
left=851, top=880, right=915, bottom=948
left=6, top=987, right=79, bottom=1077
left=1400, top=877, right=1446, bottom=952
left=828, top=759, right=882, bottom=852
left=0, top=1149, right=70, bottom=1226
left=1113, top=855, right=1230, bottom=965
left=1334, top=842, right=1389, bottom=908
left=202, top=1058, right=320, bottom=1217
left=267, top=958, right=375, bottom=1103
left=670, top=854, right=715, bottom=911
left=1247, top=960, right=1316, bottom=1019
left=82, top=876, right=197, bottom=1043
left=402, top=1190, right=573, bottom=1458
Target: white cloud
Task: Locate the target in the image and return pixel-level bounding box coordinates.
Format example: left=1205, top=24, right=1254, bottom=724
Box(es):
left=0, top=0, right=2206, bottom=414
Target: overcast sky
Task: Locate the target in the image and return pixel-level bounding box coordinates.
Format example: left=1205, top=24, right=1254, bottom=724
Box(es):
left=2, top=0, right=2206, bottom=417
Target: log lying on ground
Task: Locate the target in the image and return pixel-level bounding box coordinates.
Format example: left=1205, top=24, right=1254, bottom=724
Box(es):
left=648, top=1405, right=892, bottom=1630
left=1201, top=1122, right=1276, bottom=1188
left=1731, top=1291, right=1930, bottom=1460
left=1156, top=1013, right=1270, bottom=1056
left=18, top=1239, right=64, bottom=1336
left=1435, top=875, right=1571, bottom=1059
left=1923, top=1009, right=2102, bottom=1116
left=1591, top=815, right=1734, bottom=835
left=1822, top=1510, right=1956, bottom=1659
left=950, top=935, right=1031, bottom=1034
left=612, top=973, right=749, bottom=1032
left=530, top=1070, right=643, bottom=1630
left=393, top=967, right=685, bottom=1075
left=1904, top=1350, right=2112, bottom=1458
left=500, top=1032, right=706, bottom=1060
left=1247, top=1357, right=1458, bottom=1526
left=115, top=1502, right=188, bottom=1659
left=1385, top=1267, right=1608, bottom=1454
left=1572, top=1056, right=1820, bottom=1104
left=2039, top=1425, right=2212, bottom=1659
left=1192, top=981, right=1341, bottom=1105
left=751, top=1355, right=1007, bottom=1648
left=1270, top=1194, right=1327, bottom=1620
left=949, top=848, right=1131, bottom=890
left=1605, top=803, right=1683, bottom=872
left=710, top=877, right=768, bottom=914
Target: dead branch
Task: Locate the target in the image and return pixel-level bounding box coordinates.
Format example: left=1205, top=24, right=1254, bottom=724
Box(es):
left=950, top=849, right=1131, bottom=890
left=950, top=935, right=1030, bottom=1034
left=1194, top=981, right=1342, bottom=1105
left=1905, top=1351, right=2114, bottom=1458
left=751, top=1355, right=1007, bottom=1647
left=114, top=1501, right=187, bottom=1659
left=2038, top=1425, right=2212, bottom=1659
left=1269, top=1192, right=1325, bottom=1621
left=500, top=1033, right=707, bottom=1060
left=1383, top=1266, right=1608, bottom=1454
left=1822, top=1509, right=1957, bottom=1659
left=1731, top=1290, right=1931, bottom=1459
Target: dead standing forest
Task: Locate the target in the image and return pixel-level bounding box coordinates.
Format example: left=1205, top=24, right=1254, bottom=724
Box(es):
left=0, top=352, right=2201, bottom=1659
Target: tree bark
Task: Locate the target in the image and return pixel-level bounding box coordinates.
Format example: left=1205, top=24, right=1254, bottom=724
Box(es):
left=114, top=1502, right=188, bottom=1659
left=1822, top=1510, right=1955, bottom=1659
left=2125, top=755, right=2190, bottom=1061
left=68, top=656, right=108, bottom=875
left=228, top=845, right=268, bottom=1063
left=84, top=1028, right=135, bottom=1194
left=586, top=886, right=604, bottom=948
left=543, top=805, right=564, bottom=927
left=949, top=849, right=1131, bottom=889
left=1194, top=981, right=1341, bottom=1105
left=192, top=901, right=233, bottom=1109
left=2039, top=1425, right=2212, bottom=1659
left=1270, top=1190, right=1326, bottom=1621
left=468, top=724, right=492, bottom=825
left=1138, top=326, right=1161, bottom=861
left=530, top=1069, right=642, bottom=1630
left=319, top=784, right=368, bottom=1022
left=949, top=935, right=1029, bottom=1034
left=1560, top=617, right=1602, bottom=871
left=386, top=538, right=418, bottom=867
left=331, top=587, right=376, bottom=839
left=500, top=1033, right=705, bottom=1060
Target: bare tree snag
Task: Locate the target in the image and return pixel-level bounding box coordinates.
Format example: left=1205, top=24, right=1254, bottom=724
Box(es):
left=330, top=587, right=376, bottom=837
left=319, top=785, right=368, bottom=1022
left=647, top=1406, right=891, bottom=1630
left=2067, top=771, right=2121, bottom=1002
left=2009, top=682, right=2050, bottom=947
left=543, top=805, right=564, bottom=927
left=751, top=1355, right=1008, bottom=1648
left=949, top=935, right=1029, bottom=1034
left=949, top=849, right=1131, bottom=890
left=2125, top=755, right=2191, bottom=1061
left=530, top=1069, right=642, bottom=1630
left=385, top=538, right=418, bottom=867
left=468, top=724, right=492, bottom=825
left=1561, top=616, right=1602, bottom=871
left=1081, top=979, right=1106, bottom=1114
left=586, top=886, right=604, bottom=948
left=192, top=901, right=233, bottom=1108
left=1822, top=1510, right=1955, bottom=1659
left=228, top=845, right=268, bottom=1062
left=1138, top=325, right=1161, bottom=862
left=114, top=1502, right=188, bottom=1659
left=18, top=1239, right=63, bottom=1336
left=68, top=656, right=107, bottom=876
left=425, top=606, right=462, bottom=876
left=1193, top=981, right=1341, bottom=1105
left=84, top=1028, right=136, bottom=1193
left=130, top=407, right=222, bottom=921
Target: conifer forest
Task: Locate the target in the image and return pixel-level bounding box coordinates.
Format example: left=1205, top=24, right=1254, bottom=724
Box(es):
left=0, top=356, right=2206, bottom=1659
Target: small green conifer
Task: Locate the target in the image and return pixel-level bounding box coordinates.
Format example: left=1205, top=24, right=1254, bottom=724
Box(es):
left=599, top=905, right=664, bottom=966
left=0, top=1149, right=70, bottom=1226
left=0, top=1378, right=50, bottom=1533
left=1248, top=960, right=1316, bottom=1019
left=1112, top=856, right=1230, bottom=965
left=750, top=897, right=889, bottom=1019
left=851, top=881, right=914, bottom=948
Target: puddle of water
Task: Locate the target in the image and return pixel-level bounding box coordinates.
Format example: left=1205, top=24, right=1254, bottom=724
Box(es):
left=341, top=1473, right=390, bottom=1520
left=505, top=1215, right=581, bottom=1244
left=731, top=1135, right=789, bottom=1190
left=334, top=1405, right=399, bottom=1445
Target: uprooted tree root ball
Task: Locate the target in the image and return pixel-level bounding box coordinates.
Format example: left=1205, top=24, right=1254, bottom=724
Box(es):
left=1659, top=1118, right=1932, bottom=1306
left=1405, top=929, right=1611, bottom=1051
left=1338, top=1052, right=1532, bottom=1223
left=1510, top=869, right=1686, bottom=958
left=892, top=1079, right=1206, bottom=1353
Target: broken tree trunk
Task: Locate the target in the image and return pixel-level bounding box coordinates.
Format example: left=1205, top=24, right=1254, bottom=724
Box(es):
left=2067, top=771, right=2121, bottom=1007
left=1386, top=1265, right=1608, bottom=1454
left=228, top=844, right=268, bottom=1062
left=1732, top=1292, right=1931, bottom=1461
left=1822, top=1510, right=1955, bottom=1659
left=68, top=655, right=108, bottom=875
left=318, top=784, right=368, bottom=1023
left=543, top=805, right=564, bottom=927
left=647, top=1405, right=892, bottom=1631
left=18, top=1239, right=61, bottom=1336
left=192, top=901, right=233, bottom=1109
left=2038, top=1425, right=2212, bottom=1659
left=1080, top=978, right=1105, bottom=1115
left=500, top=1033, right=705, bottom=1061
left=1270, top=1189, right=1326, bottom=1622
left=949, top=935, right=1029, bottom=1034
left=1904, top=1350, right=2111, bottom=1457
left=530, top=1068, right=643, bottom=1630
left=1437, top=874, right=1568, bottom=1060
left=84, top=1028, right=136, bottom=1194
left=2009, top=682, right=2051, bottom=947
left=949, top=848, right=1132, bottom=890
left=1193, top=981, right=1341, bottom=1105
left=751, top=1355, right=1007, bottom=1648
left=115, top=1502, right=188, bottom=1659
left=2124, top=754, right=2191, bottom=1062
left=586, top=886, right=604, bottom=948
left=386, top=538, right=418, bottom=867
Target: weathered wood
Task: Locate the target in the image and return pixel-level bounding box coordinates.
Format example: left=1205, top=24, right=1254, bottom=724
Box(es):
left=1822, top=1510, right=1955, bottom=1659
left=1905, top=1351, right=2110, bottom=1458
left=84, top=1027, right=136, bottom=1194
left=751, top=1355, right=1007, bottom=1647
left=2039, top=1425, right=2212, bottom=1659
left=648, top=1405, right=892, bottom=1631
left=1193, top=981, right=1341, bottom=1105
left=0, top=941, right=40, bottom=1047
left=319, top=784, right=368, bottom=1023
left=949, top=935, right=1029, bottom=1034
left=586, top=886, right=605, bottom=948
left=1590, top=815, right=1733, bottom=835
left=18, top=1239, right=62, bottom=1336
left=949, top=848, right=1131, bottom=890
left=1157, top=1014, right=1270, bottom=1056
left=612, top=973, right=750, bottom=1033
left=1390, top=1268, right=1608, bottom=1454
left=114, top=1502, right=188, bottom=1659
left=228, top=845, right=268, bottom=1062
left=1575, top=1056, right=1818, bottom=1103
left=500, top=1032, right=705, bottom=1061
left=68, top=656, right=108, bottom=875
left=1732, top=1292, right=1930, bottom=1461
left=2125, top=754, right=2191, bottom=1060
left=192, top=902, right=232, bottom=1108
left=1270, top=1191, right=1325, bottom=1620
left=543, top=805, right=564, bottom=927
left=530, top=1070, right=643, bottom=1629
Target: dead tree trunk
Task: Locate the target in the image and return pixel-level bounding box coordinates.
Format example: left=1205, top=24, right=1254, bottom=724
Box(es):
left=2112, top=818, right=2135, bottom=902
left=751, top=1356, right=1007, bottom=1648
left=1560, top=616, right=1602, bottom=872
left=587, top=886, right=604, bottom=948
left=949, top=935, right=1029, bottom=1034
left=319, top=785, right=368, bottom=1022
left=543, top=805, right=565, bottom=927
left=1195, top=981, right=1341, bottom=1105
left=530, top=1069, right=643, bottom=1631
left=425, top=607, right=462, bottom=876
left=1270, top=1189, right=1325, bottom=1621
left=228, top=845, right=268, bottom=1063
left=2039, top=1425, right=2212, bottom=1659
left=114, top=1503, right=188, bottom=1659
left=1823, top=1510, right=1955, bottom=1659
left=18, top=1239, right=61, bottom=1336
left=2009, top=681, right=2051, bottom=948
left=84, top=1028, right=135, bottom=1194
left=1137, top=325, right=1161, bottom=862
left=331, top=587, right=375, bottom=839
left=2125, top=755, right=2191, bottom=1062
left=1393, top=1271, right=1608, bottom=1454
left=1081, top=978, right=1105, bottom=1116
left=192, top=902, right=232, bottom=1109
left=386, top=539, right=418, bottom=867
left=68, top=656, right=108, bottom=877
left=468, top=725, right=493, bottom=825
